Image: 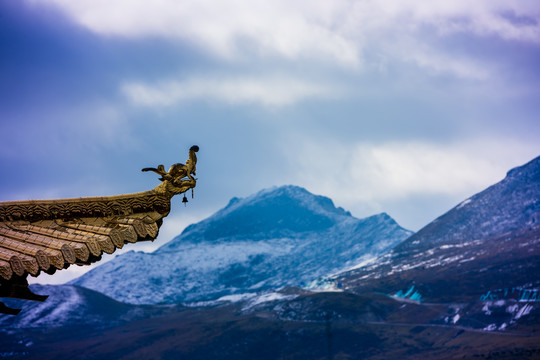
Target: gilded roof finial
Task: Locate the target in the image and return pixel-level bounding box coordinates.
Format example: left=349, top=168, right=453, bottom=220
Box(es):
left=143, top=145, right=199, bottom=198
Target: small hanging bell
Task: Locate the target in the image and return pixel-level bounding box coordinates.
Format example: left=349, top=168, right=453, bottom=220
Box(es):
left=182, top=194, right=189, bottom=206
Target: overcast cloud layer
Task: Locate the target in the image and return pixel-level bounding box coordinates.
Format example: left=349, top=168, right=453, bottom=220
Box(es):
left=1, top=0, right=540, bottom=283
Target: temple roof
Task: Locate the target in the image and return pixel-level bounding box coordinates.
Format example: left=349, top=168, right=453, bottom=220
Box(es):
left=0, top=191, right=171, bottom=281
left=0, top=145, right=199, bottom=315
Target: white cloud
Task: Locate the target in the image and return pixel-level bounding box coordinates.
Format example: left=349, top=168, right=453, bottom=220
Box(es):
left=38, top=0, right=540, bottom=76
left=122, top=75, right=337, bottom=107
left=385, top=40, right=491, bottom=80
left=38, top=0, right=361, bottom=67
left=285, top=138, right=540, bottom=209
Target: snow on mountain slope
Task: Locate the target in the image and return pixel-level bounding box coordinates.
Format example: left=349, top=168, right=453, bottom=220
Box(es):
left=0, top=285, right=156, bottom=329
left=71, top=185, right=412, bottom=304
left=398, top=155, right=540, bottom=251
left=338, top=156, right=540, bottom=303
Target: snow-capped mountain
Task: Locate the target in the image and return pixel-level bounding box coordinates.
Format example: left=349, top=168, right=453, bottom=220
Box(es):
left=338, top=156, right=540, bottom=304
left=398, top=154, right=540, bottom=251
left=71, top=185, right=412, bottom=304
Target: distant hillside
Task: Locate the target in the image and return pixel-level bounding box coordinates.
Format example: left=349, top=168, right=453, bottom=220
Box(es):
left=0, top=284, right=169, bottom=329
left=338, top=156, right=540, bottom=305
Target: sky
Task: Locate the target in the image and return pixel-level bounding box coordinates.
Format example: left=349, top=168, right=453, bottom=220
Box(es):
left=1, top=0, right=540, bottom=284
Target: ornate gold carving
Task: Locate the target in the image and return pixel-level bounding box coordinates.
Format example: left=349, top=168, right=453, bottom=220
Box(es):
left=0, top=226, right=77, bottom=265
left=0, top=249, right=24, bottom=276
left=143, top=145, right=198, bottom=198
left=0, top=193, right=171, bottom=222
left=0, top=235, right=50, bottom=271
left=0, top=260, right=13, bottom=280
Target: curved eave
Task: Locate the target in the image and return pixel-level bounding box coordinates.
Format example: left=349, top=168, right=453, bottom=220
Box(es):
left=0, top=190, right=172, bottom=282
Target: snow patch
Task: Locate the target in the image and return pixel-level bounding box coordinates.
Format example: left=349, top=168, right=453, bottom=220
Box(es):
left=304, top=277, right=343, bottom=292
left=248, top=292, right=297, bottom=307
left=217, top=293, right=258, bottom=303
left=457, top=199, right=472, bottom=209
left=214, top=291, right=299, bottom=311
left=340, top=255, right=378, bottom=272
left=515, top=304, right=533, bottom=320
left=506, top=304, right=519, bottom=314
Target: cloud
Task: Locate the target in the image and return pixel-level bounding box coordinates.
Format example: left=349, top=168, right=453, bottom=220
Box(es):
left=384, top=39, right=491, bottom=80
left=122, top=75, right=337, bottom=107
left=38, top=0, right=540, bottom=76
left=38, top=0, right=361, bottom=67
left=285, top=137, right=540, bottom=208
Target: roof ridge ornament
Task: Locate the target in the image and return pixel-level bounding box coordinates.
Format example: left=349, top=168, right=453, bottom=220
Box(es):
left=143, top=145, right=199, bottom=198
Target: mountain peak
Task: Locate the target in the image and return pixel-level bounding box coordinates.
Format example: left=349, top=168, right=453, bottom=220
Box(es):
left=226, top=185, right=350, bottom=217
left=179, top=185, right=352, bottom=242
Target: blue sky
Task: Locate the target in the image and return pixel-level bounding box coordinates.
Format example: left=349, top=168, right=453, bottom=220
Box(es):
left=1, top=1, right=540, bottom=283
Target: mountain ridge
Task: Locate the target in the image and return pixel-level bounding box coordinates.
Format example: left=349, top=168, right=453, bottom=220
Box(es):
left=396, top=155, right=540, bottom=252
left=71, top=185, right=412, bottom=304
left=338, top=155, right=540, bottom=304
